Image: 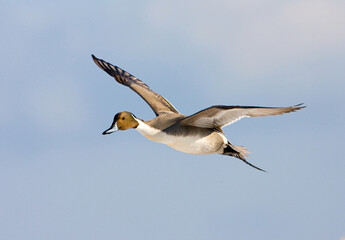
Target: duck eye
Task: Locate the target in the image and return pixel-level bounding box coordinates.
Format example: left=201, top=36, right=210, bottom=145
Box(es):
left=122, top=117, right=125, bottom=120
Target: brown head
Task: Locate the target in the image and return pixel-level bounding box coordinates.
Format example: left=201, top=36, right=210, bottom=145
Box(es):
left=102, top=112, right=139, bottom=135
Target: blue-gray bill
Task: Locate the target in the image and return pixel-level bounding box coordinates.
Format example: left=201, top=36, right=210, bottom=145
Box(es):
left=102, top=123, right=118, bottom=135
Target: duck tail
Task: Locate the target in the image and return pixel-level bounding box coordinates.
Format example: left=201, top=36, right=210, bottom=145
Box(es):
left=223, top=142, right=265, bottom=172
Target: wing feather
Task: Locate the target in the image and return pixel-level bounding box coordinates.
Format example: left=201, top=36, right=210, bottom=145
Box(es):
left=180, top=104, right=305, bottom=128
left=92, top=55, right=179, bottom=116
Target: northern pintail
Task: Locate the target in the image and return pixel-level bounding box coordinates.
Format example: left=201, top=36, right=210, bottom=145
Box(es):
left=92, top=55, right=305, bottom=171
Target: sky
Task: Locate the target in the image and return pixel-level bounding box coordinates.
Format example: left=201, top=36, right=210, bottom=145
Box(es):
left=1, top=0, right=345, bottom=239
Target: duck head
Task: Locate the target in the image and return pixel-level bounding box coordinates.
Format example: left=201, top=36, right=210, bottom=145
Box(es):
left=102, top=112, right=139, bottom=135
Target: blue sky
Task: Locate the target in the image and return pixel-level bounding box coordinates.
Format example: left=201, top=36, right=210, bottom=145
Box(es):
left=1, top=1, right=345, bottom=239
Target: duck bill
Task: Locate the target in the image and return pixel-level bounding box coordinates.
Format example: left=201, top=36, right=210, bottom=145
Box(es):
left=102, top=122, right=118, bottom=135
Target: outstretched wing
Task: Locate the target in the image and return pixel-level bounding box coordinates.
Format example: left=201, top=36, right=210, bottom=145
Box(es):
left=179, top=104, right=305, bottom=128
left=92, top=55, right=179, bottom=116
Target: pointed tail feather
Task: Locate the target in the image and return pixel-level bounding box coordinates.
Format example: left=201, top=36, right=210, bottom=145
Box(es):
left=223, top=143, right=266, bottom=172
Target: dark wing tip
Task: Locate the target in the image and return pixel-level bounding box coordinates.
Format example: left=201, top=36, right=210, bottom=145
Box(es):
left=91, top=54, right=100, bottom=65
left=296, top=103, right=306, bottom=108
left=91, top=54, right=117, bottom=77
left=291, top=103, right=306, bottom=112
left=92, top=55, right=135, bottom=88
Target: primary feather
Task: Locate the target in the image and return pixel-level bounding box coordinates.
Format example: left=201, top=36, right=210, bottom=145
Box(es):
left=180, top=104, right=305, bottom=129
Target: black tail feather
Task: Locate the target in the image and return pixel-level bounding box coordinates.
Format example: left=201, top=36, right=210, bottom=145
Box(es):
left=223, top=143, right=266, bottom=172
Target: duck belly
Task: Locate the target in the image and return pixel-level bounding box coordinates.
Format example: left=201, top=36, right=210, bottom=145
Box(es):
left=152, top=131, right=227, bottom=155
left=135, top=120, right=227, bottom=155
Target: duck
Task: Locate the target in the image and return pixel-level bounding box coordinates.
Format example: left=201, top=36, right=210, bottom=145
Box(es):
left=92, top=55, right=305, bottom=171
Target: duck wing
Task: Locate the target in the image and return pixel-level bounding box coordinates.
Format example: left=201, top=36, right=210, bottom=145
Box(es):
left=92, top=55, right=179, bottom=116
left=179, top=104, right=305, bottom=129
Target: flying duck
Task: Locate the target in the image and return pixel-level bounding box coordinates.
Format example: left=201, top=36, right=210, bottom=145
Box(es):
left=92, top=55, right=305, bottom=171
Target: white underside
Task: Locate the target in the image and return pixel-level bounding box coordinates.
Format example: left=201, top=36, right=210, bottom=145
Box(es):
left=135, top=119, right=227, bottom=155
